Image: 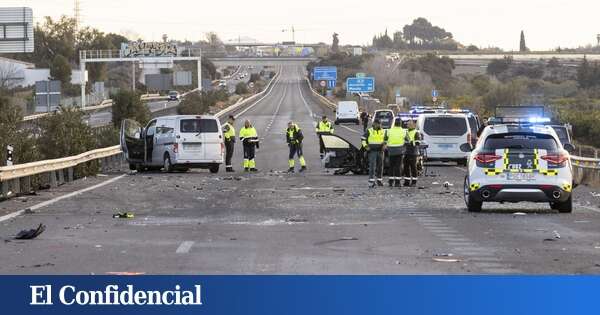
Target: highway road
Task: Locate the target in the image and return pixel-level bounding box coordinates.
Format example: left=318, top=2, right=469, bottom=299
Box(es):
left=2, top=66, right=600, bottom=274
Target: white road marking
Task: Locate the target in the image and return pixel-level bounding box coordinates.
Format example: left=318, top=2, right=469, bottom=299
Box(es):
left=578, top=204, right=600, bottom=214
left=175, top=241, right=195, bottom=254
left=340, top=125, right=362, bottom=134
left=454, top=166, right=467, bottom=172
left=296, top=73, right=314, bottom=118
left=234, top=66, right=283, bottom=119
left=0, top=174, right=127, bottom=223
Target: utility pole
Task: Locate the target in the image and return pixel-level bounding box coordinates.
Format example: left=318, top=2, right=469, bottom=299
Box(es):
left=73, top=0, right=81, bottom=32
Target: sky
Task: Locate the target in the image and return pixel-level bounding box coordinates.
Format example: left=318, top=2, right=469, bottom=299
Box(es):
left=4, top=0, right=600, bottom=50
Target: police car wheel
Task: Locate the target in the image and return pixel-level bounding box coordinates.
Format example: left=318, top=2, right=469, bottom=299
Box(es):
left=464, top=176, right=482, bottom=212
left=553, top=196, right=573, bottom=213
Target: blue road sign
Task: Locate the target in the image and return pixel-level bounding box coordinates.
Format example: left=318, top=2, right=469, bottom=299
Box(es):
left=346, top=77, right=375, bottom=93
left=313, top=66, right=337, bottom=81
left=432, top=89, right=439, bottom=97
left=327, top=80, right=336, bottom=89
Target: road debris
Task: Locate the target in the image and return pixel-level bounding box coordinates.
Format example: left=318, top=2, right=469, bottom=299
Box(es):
left=512, top=212, right=527, bottom=216
left=97, top=174, right=108, bottom=177
left=112, top=212, right=135, bottom=219
left=15, top=224, right=46, bottom=240
left=553, top=230, right=561, bottom=239
left=333, top=188, right=346, bottom=193
left=23, top=208, right=35, bottom=214
left=434, top=253, right=454, bottom=257
left=285, top=216, right=308, bottom=223
left=314, top=237, right=358, bottom=246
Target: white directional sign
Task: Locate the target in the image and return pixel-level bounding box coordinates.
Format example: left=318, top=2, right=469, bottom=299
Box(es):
left=0, top=7, right=34, bottom=53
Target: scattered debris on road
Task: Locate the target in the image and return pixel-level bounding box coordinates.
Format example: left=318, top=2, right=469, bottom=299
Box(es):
left=553, top=231, right=561, bottom=239
left=314, top=237, right=358, bottom=246
left=23, top=208, right=35, bottom=214
left=512, top=212, right=527, bottom=216
left=15, top=224, right=46, bottom=240
left=285, top=216, right=308, bottom=223
left=434, top=253, right=454, bottom=257
left=112, top=212, right=135, bottom=219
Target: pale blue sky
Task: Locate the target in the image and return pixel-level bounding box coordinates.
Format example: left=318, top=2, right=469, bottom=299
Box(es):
left=5, top=0, right=599, bottom=50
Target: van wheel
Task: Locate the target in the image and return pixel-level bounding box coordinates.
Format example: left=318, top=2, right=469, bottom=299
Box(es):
left=464, top=176, right=482, bottom=212
left=334, top=120, right=339, bottom=125
left=209, top=164, right=219, bottom=173
left=554, top=196, right=573, bottom=213
left=129, top=163, right=137, bottom=171
left=163, top=154, right=173, bottom=173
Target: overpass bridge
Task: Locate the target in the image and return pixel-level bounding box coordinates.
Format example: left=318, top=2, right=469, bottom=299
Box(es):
left=208, top=56, right=318, bottom=67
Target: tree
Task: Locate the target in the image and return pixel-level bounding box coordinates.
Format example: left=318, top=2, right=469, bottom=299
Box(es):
left=0, top=96, right=39, bottom=165
left=177, top=92, right=210, bottom=115
left=487, top=56, right=513, bottom=76
left=0, top=62, right=19, bottom=91
left=332, top=33, right=339, bottom=53
left=235, top=82, right=249, bottom=95
left=519, top=31, right=528, bottom=52
left=111, top=90, right=150, bottom=127
left=50, top=54, right=72, bottom=85
left=403, top=18, right=453, bottom=45
left=402, top=53, right=455, bottom=88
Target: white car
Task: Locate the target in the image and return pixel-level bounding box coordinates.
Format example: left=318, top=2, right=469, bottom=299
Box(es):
left=417, top=112, right=472, bottom=165
left=461, top=124, right=575, bottom=213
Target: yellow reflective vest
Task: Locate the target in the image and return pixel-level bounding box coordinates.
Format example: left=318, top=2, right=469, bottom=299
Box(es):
left=385, top=127, right=407, bottom=147
left=316, top=121, right=334, bottom=133
left=223, top=122, right=235, bottom=142
left=362, top=128, right=385, bottom=149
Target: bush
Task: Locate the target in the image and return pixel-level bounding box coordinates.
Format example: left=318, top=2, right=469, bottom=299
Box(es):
left=235, top=82, right=249, bottom=95
left=111, top=90, right=150, bottom=127
left=177, top=91, right=210, bottom=115
left=0, top=96, right=40, bottom=165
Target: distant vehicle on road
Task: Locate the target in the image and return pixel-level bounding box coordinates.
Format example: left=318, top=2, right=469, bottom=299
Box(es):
left=168, top=90, right=180, bottom=101
left=372, top=109, right=395, bottom=129
left=335, top=101, right=360, bottom=125
left=461, top=123, right=575, bottom=213
left=417, top=112, right=471, bottom=165
left=121, top=115, right=224, bottom=173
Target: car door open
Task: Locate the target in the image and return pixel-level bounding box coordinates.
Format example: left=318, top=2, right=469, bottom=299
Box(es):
left=319, top=133, right=365, bottom=174
left=120, top=119, right=145, bottom=165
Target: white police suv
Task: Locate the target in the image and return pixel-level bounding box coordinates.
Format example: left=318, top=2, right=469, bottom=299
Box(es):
left=461, top=123, right=575, bottom=213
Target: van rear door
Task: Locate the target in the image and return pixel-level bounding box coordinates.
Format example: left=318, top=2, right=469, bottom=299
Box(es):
left=177, top=117, right=223, bottom=162
left=422, top=116, right=468, bottom=152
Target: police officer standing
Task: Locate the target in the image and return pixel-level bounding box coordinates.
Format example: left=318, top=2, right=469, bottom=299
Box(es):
left=384, top=119, right=407, bottom=187
left=222, top=115, right=236, bottom=172
left=239, top=120, right=259, bottom=172
left=362, top=119, right=386, bottom=188
left=316, top=115, right=334, bottom=159
left=286, top=121, right=306, bottom=173
left=403, top=120, right=421, bottom=187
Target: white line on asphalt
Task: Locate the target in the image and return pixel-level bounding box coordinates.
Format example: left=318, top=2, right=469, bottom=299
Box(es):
left=296, top=73, right=314, bottom=119
left=578, top=204, right=600, bottom=214
left=175, top=241, right=195, bottom=254
left=454, top=166, right=466, bottom=172
left=234, top=66, right=283, bottom=119
left=0, top=174, right=127, bottom=223
left=340, top=125, right=361, bottom=134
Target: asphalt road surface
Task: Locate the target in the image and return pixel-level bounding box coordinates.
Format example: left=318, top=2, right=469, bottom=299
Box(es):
left=2, top=66, right=600, bottom=275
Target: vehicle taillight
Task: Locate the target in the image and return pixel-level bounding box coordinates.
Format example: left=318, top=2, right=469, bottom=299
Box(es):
left=173, top=143, right=179, bottom=153
left=474, top=153, right=502, bottom=163
left=541, top=153, right=568, bottom=166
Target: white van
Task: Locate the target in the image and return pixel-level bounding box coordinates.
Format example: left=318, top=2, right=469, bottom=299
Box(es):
left=417, top=113, right=471, bottom=165
left=335, top=101, right=360, bottom=125
left=121, top=115, right=224, bottom=173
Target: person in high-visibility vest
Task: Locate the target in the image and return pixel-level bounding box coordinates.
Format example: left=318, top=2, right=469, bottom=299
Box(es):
left=384, top=119, right=407, bottom=187
left=222, top=115, right=236, bottom=172
left=403, top=120, right=421, bottom=187
left=286, top=121, right=306, bottom=173
left=316, top=115, right=334, bottom=159
left=239, top=120, right=259, bottom=172
left=361, top=119, right=386, bottom=188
